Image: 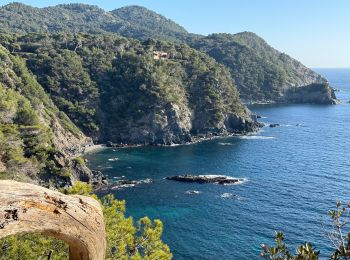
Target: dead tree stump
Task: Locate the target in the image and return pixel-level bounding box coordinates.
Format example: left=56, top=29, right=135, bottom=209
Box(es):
left=0, top=180, right=106, bottom=260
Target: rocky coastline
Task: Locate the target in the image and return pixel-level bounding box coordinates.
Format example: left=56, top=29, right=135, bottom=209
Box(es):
left=243, top=83, right=338, bottom=105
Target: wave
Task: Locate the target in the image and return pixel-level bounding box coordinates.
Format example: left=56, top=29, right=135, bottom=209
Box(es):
left=280, top=124, right=305, bottom=127
left=111, top=184, right=135, bottom=189
left=237, top=135, right=275, bottom=140
left=224, top=178, right=248, bottom=185
left=108, top=157, right=119, bottom=162
left=111, top=178, right=152, bottom=190
left=218, top=142, right=235, bottom=146
left=220, top=193, right=237, bottom=199
left=185, top=190, right=202, bottom=195
left=198, top=175, right=248, bottom=185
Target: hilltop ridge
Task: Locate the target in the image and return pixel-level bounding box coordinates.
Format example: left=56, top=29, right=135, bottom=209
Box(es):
left=0, top=2, right=336, bottom=104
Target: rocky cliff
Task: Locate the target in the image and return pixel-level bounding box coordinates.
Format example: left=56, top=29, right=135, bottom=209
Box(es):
left=99, top=40, right=259, bottom=145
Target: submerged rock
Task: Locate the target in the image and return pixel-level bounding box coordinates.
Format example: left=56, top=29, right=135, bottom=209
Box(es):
left=185, top=190, right=202, bottom=195
left=108, top=157, right=119, bottom=162
left=220, top=193, right=237, bottom=199
left=269, top=124, right=280, bottom=128
left=111, top=178, right=152, bottom=189
left=166, top=175, right=244, bottom=185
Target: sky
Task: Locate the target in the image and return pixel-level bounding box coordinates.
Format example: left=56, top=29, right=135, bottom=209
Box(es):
left=0, top=0, right=349, bottom=68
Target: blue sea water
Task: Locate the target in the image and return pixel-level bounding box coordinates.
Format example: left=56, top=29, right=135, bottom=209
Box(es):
left=85, top=69, right=350, bottom=259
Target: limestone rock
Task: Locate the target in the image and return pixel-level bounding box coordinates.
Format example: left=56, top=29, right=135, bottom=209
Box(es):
left=0, top=180, right=106, bottom=260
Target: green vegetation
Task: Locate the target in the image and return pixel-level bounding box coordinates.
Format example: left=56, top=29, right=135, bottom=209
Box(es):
left=73, top=156, right=85, bottom=166
left=0, top=3, right=187, bottom=42
left=261, top=201, right=350, bottom=259
left=0, top=4, right=336, bottom=258
left=0, top=233, right=68, bottom=260
left=0, top=182, right=172, bottom=259
left=0, top=43, right=87, bottom=185
left=188, top=33, right=326, bottom=102
left=0, top=32, right=250, bottom=144
left=0, top=3, right=334, bottom=104
left=102, top=194, right=171, bottom=259
left=0, top=4, right=330, bottom=103
left=261, top=232, right=319, bottom=259
left=110, top=5, right=187, bottom=41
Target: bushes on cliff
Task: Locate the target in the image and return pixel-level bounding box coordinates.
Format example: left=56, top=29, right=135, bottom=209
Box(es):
left=0, top=46, right=86, bottom=184
left=188, top=33, right=324, bottom=102
left=0, top=83, right=64, bottom=180
left=0, top=32, right=249, bottom=144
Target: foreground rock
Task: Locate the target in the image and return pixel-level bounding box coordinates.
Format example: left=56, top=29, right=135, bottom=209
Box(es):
left=0, top=180, right=106, bottom=260
left=166, top=175, right=244, bottom=185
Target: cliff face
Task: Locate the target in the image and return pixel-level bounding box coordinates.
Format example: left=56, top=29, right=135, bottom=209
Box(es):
left=0, top=45, right=99, bottom=188
left=283, top=83, right=337, bottom=104
left=99, top=41, right=258, bottom=145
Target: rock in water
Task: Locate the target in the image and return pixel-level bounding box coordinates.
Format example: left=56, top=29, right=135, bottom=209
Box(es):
left=166, top=175, right=243, bottom=185
left=185, top=190, right=202, bottom=195
left=111, top=178, right=152, bottom=189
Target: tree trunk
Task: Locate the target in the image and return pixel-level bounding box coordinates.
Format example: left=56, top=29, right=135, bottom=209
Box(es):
left=0, top=180, right=106, bottom=260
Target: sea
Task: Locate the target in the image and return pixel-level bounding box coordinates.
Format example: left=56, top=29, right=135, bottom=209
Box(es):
left=85, top=69, right=350, bottom=259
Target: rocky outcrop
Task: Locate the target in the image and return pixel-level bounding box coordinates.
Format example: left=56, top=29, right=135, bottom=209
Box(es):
left=105, top=102, right=260, bottom=146
left=109, top=102, right=193, bottom=145
left=166, top=175, right=245, bottom=185
left=0, top=180, right=106, bottom=260
left=282, top=83, right=337, bottom=104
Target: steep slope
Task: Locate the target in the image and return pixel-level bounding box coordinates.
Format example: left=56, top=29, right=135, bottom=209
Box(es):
left=188, top=33, right=336, bottom=103
left=0, top=44, right=102, bottom=188
left=1, top=33, right=259, bottom=145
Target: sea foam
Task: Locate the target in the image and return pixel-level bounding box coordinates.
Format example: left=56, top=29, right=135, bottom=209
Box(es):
left=237, top=135, right=275, bottom=140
